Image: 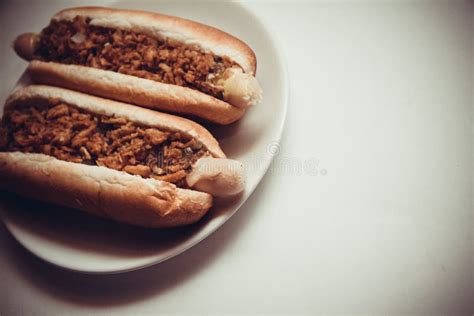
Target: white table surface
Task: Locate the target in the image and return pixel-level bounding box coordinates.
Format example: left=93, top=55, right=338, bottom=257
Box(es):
left=0, top=1, right=472, bottom=315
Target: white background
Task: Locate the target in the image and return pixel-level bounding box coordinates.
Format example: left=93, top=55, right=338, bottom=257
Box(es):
left=0, top=0, right=472, bottom=315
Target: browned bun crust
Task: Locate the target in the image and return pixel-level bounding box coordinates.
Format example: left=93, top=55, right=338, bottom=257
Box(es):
left=6, top=85, right=226, bottom=158
left=28, top=61, right=246, bottom=125
left=53, top=6, right=257, bottom=75
left=0, top=152, right=212, bottom=228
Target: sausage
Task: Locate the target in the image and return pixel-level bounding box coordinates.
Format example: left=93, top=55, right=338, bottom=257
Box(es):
left=13, top=33, right=40, bottom=61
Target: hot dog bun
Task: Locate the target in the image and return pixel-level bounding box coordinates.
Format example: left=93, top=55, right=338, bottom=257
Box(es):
left=13, top=7, right=263, bottom=124
left=0, top=85, right=246, bottom=227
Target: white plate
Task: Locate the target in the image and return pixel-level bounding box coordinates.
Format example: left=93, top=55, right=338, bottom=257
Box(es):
left=0, top=1, right=288, bottom=274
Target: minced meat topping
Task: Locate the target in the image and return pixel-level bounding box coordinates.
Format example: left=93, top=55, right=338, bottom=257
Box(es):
left=0, top=99, right=210, bottom=187
left=34, top=16, right=238, bottom=100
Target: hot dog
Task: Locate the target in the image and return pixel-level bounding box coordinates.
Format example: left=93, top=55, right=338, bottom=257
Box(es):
left=0, top=85, right=245, bottom=228
left=13, top=7, right=263, bottom=125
